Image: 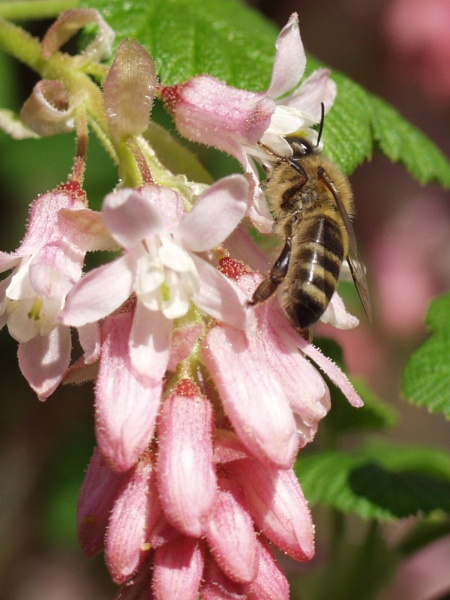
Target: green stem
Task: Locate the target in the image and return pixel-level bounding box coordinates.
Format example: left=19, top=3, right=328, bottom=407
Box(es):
left=0, top=1, right=77, bottom=20
left=0, top=17, right=45, bottom=72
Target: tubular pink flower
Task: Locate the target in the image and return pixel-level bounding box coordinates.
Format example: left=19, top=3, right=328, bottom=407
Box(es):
left=0, top=184, right=89, bottom=398
left=105, top=453, right=161, bottom=584
left=156, top=382, right=217, bottom=538
left=95, top=312, right=163, bottom=472
left=248, top=539, right=290, bottom=600
left=153, top=535, right=204, bottom=600
left=162, top=78, right=275, bottom=172
left=218, top=259, right=363, bottom=427
left=203, top=324, right=300, bottom=468
left=227, top=457, right=314, bottom=562
left=162, top=13, right=336, bottom=231
left=204, top=477, right=259, bottom=584
left=77, top=448, right=128, bottom=558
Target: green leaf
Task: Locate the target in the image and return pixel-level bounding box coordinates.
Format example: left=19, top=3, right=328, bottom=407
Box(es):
left=82, top=0, right=450, bottom=187
left=296, top=442, right=450, bottom=521
left=402, top=293, right=450, bottom=418
left=369, top=94, right=450, bottom=187
left=81, top=0, right=276, bottom=90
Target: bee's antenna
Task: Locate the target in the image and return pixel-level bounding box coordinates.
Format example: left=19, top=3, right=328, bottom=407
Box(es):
left=316, top=102, right=325, bottom=148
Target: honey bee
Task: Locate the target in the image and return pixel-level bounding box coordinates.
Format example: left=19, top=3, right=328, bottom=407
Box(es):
left=249, top=110, right=371, bottom=333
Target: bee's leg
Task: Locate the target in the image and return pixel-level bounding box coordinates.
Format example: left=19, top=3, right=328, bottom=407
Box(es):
left=248, top=237, right=292, bottom=306
left=299, top=327, right=312, bottom=342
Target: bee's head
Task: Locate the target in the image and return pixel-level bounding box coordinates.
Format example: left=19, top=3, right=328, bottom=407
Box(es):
left=286, top=102, right=326, bottom=160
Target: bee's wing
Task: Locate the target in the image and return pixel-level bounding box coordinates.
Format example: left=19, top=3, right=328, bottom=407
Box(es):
left=318, top=167, right=372, bottom=322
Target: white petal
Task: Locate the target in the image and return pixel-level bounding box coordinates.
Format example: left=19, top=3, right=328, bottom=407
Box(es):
left=158, top=235, right=197, bottom=273
left=284, top=68, right=337, bottom=119
left=61, top=255, right=134, bottom=326
left=18, top=324, right=71, bottom=399
left=129, top=301, right=172, bottom=381
left=191, top=255, right=250, bottom=330
left=134, top=248, right=165, bottom=296
left=267, top=13, right=306, bottom=99
left=321, top=292, right=359, bottom=329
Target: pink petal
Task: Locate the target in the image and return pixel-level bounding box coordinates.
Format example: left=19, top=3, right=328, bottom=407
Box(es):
left=298, top=340, right=363, bottom=408
left=213, top=430, right=249, bottom=465
left=248, top=539, right=290, bottom=600
left=57, top=207, right=118, bottom=252
left=129, top=301, right=172, bottom=381
left=192, top=255, right=250, bottom=331
left=285, top=68, right=337, bottom=119
left=96, top=312, right=162, bottom=471
left=104, top=39, right=157, bottom=144
left=77, top=448, right=127, bottom=558
left=139, top=186, right=185, bottom=231
left=254, top=295, right=364, bottom=409
left=176, top=175, right=249, bottom=252
left=223, top=226, right=272, bottom=273
left=202, top=326, right=298, bottom=468
left=254, top=301, right=331, bottom=446
left=103, top=189, right=162, bottom=249
left=228, top=458, right=314, bottom=562
left=267, top=13, right=306, bottom=99
left=204, top=478, right=258, bottom=584
left=105, top=454, right=158, bottom=584
left=18, top=324, right=71, bottom=400
left=61, top=255, right=134, bottom=326
left=153, top=536, right=204, bottom=600
left=157, top=388, right=217, bottom=538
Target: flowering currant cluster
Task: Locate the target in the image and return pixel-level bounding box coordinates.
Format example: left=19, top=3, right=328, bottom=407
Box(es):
left=0, top=9, right=363, bottom=600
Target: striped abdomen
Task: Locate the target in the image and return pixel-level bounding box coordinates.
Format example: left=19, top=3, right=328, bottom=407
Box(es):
left=284, top=215, right=344, bottom=329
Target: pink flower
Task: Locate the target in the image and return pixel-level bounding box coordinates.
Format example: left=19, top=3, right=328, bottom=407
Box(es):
left=61, top=176, right=250, bottom=381
left=156, top=382, right=217, bottom=538
left=0, top=182, right=91, bottom=398
left=161, top=13, right=336, bottom=231
left=201, top=259, right=362, bottom=468
left=94, top=310, right=163, bottom=471
left=79, top=382, right=315, bottom=599
left=77, top=447, right=128, bottom=559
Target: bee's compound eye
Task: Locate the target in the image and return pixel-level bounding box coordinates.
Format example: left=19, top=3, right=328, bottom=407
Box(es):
left=289, top=138, right=313, bottom=157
